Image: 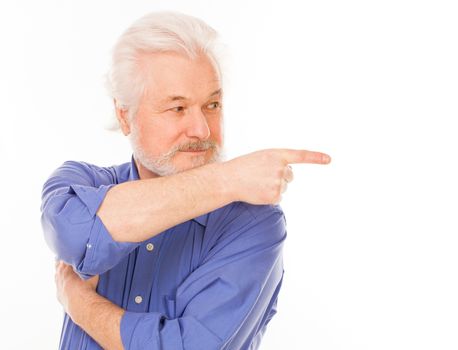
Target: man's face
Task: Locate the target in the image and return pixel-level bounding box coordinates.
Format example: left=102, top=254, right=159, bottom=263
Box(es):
left=119, top=51, right=224, bottom=178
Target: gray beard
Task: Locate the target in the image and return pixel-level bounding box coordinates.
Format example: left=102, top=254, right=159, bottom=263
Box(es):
left=128, top=124, right=225, bottom=177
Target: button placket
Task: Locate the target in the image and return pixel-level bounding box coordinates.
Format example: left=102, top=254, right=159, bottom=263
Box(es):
left=127, top=237, right=162, bottom=311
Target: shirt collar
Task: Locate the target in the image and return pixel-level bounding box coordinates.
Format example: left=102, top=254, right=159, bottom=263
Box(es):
left=128, top=154, right=209, bottom=227
left=128, top=154, right=140, bottom=181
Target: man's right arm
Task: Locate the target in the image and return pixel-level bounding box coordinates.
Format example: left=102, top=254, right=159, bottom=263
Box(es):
left=97, top=161, right=232, bottom=243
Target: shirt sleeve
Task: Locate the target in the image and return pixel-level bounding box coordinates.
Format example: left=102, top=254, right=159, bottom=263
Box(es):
left=40, top=160, right=140, bottom=279
left=120, top=204, right=287, bottom=350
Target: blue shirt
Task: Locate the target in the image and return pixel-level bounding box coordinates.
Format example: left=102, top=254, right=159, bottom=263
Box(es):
left=40, top=155, right=287, bottom=350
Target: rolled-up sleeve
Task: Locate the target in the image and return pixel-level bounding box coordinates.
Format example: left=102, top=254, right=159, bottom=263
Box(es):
left=40, top=161, right=140, bottom=279
left=120, top=205, right=287, bottom=350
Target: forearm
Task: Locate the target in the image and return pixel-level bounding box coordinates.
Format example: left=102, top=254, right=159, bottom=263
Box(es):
left=97, top=161, right=233, bottom=243
left=71, top=290, right=125, bottom=350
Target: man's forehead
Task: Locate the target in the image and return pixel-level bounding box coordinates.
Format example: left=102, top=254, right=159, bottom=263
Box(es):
left=157, top=88, right=222, bottom=104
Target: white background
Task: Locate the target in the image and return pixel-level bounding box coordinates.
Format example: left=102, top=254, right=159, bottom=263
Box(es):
left=1, top=0, right=457, bottom=349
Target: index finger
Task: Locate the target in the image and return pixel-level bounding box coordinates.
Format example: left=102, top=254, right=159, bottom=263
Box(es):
left=277, top=149, right=332, bottom=165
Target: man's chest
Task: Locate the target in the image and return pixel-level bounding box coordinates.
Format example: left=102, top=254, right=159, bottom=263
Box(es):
left=96, top=221, right=207, bottom=317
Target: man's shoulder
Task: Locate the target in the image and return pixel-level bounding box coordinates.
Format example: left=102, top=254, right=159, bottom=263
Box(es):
left=50, top=159, right=131, bottom=186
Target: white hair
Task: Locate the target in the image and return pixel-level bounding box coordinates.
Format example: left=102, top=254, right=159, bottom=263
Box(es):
left=105, top=11, right=225, bottom=130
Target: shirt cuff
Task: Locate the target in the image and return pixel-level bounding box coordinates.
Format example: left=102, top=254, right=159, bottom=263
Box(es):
left=69, top=183, right=140, bottom=278
left=120, top=311, right=166, bottom=350
left=77, top=214, right=140, bottom=279
left=120, top=311, right=223, bottom=350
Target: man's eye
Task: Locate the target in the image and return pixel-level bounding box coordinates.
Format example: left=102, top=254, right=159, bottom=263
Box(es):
left=207, top=102, right=221, bottom=110
left=170, top=106, right=185, bottom=113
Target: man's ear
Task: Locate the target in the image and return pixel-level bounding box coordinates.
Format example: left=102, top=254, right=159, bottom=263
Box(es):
left=114, top=99, right=131, bottom=135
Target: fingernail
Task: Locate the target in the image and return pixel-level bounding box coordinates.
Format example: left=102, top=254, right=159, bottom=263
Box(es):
left=323, top=155, right=331, bottom=163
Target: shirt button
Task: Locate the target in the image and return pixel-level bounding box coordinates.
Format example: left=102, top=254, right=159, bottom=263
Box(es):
left=134, top=295, right=143, bottom=304
left=146, top=243, right=154, bottom=252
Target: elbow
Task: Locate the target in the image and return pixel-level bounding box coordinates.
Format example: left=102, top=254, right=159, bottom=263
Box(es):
left=40, top=199, right=89, bottom=266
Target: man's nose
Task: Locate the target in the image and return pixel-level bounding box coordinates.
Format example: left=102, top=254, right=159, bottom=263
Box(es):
left=184, top=107, right=211, bottom=140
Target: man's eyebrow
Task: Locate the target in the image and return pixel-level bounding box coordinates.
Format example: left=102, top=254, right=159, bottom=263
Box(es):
left=160, top=89, right=222, bottom=103
left=208, top=89, right=222, bottom=98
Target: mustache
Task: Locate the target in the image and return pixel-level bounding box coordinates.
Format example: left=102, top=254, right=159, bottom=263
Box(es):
left=158, top=140, right=217, bottom=160
left=179, top=140, right=217, bottom=152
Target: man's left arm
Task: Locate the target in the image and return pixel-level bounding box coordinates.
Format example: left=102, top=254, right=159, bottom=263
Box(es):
left=55, top=261, right=125, bottom=350
left=56, top=204, right=287, bottom=349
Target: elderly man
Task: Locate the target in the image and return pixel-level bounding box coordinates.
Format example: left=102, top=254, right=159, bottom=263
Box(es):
left=41, top=11, right=331, bottom=350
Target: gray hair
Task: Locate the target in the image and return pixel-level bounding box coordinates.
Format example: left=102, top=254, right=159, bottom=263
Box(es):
left=105, top=11, right=224, bottom=130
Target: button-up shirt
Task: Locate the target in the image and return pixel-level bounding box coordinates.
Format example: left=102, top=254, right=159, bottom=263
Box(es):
left=40, top=155, right=287, bottom=349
